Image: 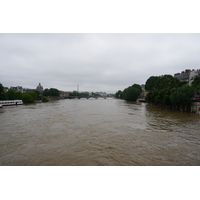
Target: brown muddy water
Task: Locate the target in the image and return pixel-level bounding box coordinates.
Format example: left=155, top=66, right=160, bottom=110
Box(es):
left=0, top=98, right=200, bottom=166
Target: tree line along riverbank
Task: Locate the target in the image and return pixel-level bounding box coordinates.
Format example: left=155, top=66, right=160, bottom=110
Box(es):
left=0, top=85, right=61, bottom=103
left=0, top=84, right=111, bottom=104
left=115, top=75, right=200, bottom=112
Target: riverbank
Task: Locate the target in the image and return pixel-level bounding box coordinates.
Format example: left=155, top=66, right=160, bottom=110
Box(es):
left=191, top=102, right=200, bottom=115
left=144, top=101, right=200, bottom=115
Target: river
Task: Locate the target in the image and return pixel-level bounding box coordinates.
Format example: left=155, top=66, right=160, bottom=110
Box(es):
left=0, top=98, right=200, bottom=166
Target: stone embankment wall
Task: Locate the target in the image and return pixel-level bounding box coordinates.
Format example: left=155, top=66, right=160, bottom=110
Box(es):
left=191, top=102, right=200, bottom=115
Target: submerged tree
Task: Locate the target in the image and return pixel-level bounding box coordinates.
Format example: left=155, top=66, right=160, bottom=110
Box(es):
left=145, top=76, right=160, bottom=91
left=0, top=83, right=5, bottom=100
left=123, top=84, right=142, bottom=101
left=42, top=96, right=49, bottom=102
left=22, top=93, right=34, bottom=103
left=115, top=90, right=123, bottom=99
left=169, top=85, right=195, bottom=107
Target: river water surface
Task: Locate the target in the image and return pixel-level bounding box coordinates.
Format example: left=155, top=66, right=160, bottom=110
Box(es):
left=0, top=99, right=200, bottom=165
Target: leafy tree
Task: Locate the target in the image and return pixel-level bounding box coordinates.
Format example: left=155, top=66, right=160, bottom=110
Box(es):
left=5, top=88, right=17, bottom=100
left=145, top=75, right=179, bottom=91
left=15, top=91, right=23, bottom=100
left=145, top=91, right=158, bottom=104
left=132, top=84, right=142, bottom=94
left=178, top=81, right=187, bottom=87
left=22, top=93, right=34, bottom=103
left=145, top=75, right=184, bottom=107
left=0, top=83, right=5, bottom=100
left=145, top=76, right=160, bottom=91
left=28, top=91, right=37, bottom=101
left=81, top=92, right=90, bottom=98
left=192, top=76, right=200, bottom=90
left=170, top=85, right=195, bottom=107
left=123, top=84, right=142, bottom=101
left=22, top=91, right=37, bottom=103
left=42, top=96, right=49, bottom=102
left=43, top=88, right=60, bottom=98
left=69, top=92, right=74, bottom=97
left=155, top=88, right=171, bottom=106
left=72, top=91, right=80, bottom=97
left=33, top=90, right=40, bottom=100
left=126, top=87, right=140, bottom=101
left=48, top=88, right=60, bottom=97
left=91, top=92, right=100, bottom=97
left=115, top=90, right=123, bottom=99
left=157, top=75, right=179, bottom=91
left=43, top=88, right=49, bottom=97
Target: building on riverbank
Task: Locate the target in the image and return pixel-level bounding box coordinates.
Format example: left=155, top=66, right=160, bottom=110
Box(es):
left=3, top=87, right=9, bottom=92
left=174, top=69, right=191, bottom=82
left=59, top=91, right=70, bottom=98
left=36, top=83, right=43, bottom=94
left=174, top=69, right=200, bottom=85
left=191, top=102, right=200, bottom=115
left=189, top=69, right=200, bottom=85
left=10, top=86, right=23, bottom=92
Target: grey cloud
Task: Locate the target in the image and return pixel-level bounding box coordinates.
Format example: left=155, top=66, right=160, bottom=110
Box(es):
left=1, top=33, right=200, bottom=93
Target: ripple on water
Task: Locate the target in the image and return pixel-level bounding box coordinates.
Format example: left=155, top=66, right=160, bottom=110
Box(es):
left=0, top=100, right=200, bottom=166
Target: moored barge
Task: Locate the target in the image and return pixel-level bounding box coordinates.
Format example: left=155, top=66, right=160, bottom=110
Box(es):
left=0, top=100, right=23, bottom=106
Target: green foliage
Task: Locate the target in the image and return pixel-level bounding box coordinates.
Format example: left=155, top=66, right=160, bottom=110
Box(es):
left=178, top=81, right=187, bottom=87
left=80, top=92, right=90, bottom=98
left=192, top=76, right=200, bottom=90
left=170, top=85, right=195, bottom=106
left=42, top=88, right=60, bottom=97
left=115, top=90, right=123, bottom=99
left=43, top=88, right=49, bottom=97
left=0, top=83, right=6, bottom=100
left=49, top=88, right=60, bottom=97
left=145, top=91, right=158, bottom=103
left=21, top=91, right=37, bottom=104
left=5, top=88, right=17, bottom=100
left=2, top=86, right=23, bottom=100
left=145, top=76, right=160, bottom=91
left=155, top=88, right=171, bottom=106
left=123, top=84, right=142, bottom=101
left=132, top=84, right=142, bottom=93
left=144, top=74, right=194, bottom=108
left=92, top=92, right=100, bottom=97
left=22, top=93, right=35, bottom=103
left=69, top=91, right=90, bottom=98
left=15, top=91, right=23, bottom=100
left=69, top=91, right=79, bottom=97
left=28, top=91, right=37, bottom=101
left=33, top=90, right=40, bottom=100
left=157, top=75, right=179, bottom=91
left=42, top=96, right=49, bottom=102
left=145, top=75, right=179, bottom=92
left=115, top=84, right=142, bottom=101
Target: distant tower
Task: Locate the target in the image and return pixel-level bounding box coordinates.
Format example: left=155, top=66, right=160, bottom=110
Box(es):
left=36, top=83, right=43, bottom=94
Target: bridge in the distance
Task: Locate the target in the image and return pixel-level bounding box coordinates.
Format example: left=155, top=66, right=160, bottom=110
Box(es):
left=69, top=96, right=115, bottom=100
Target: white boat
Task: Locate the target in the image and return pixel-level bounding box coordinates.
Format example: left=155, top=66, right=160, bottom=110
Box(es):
left=0, top=104, right=2, bottom=108
left=0, top=100, right=23, bottom=106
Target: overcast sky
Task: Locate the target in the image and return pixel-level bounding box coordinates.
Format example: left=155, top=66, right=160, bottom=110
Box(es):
left=1, top=33, right=200, bottom=93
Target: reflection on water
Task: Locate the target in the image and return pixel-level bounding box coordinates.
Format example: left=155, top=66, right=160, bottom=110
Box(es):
left=0, top=99, right=200, bottom=166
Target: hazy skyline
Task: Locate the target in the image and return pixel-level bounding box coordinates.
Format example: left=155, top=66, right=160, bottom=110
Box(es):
left=1, top=33, right=200, bottom=93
